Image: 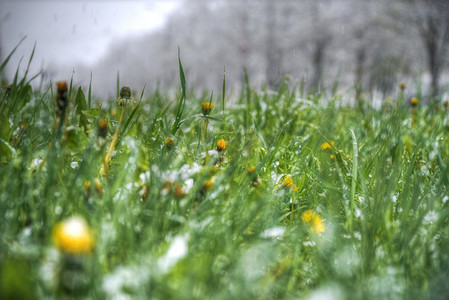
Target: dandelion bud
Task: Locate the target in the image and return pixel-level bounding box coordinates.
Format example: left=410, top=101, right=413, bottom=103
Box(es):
left=400, top=81, right=406, bottom=91
left=410, top=97, right=419, bottom=107
left=117, top=86, right=134, bottom=107
left=97, top=119, right=108, bottom=139
left=141, top=185, right=150, bottom=201
left=216, top=139, right=228, bottom=152
left=444, top=99, right=449, bottom=108
left=202, top=178, right=214, bottom=192
left=201, top=102, right=214, bottom=115
left=55, top=81, right=69, bottom=125
left=94, top=178, right=103, bottom=196
left=164, top=137, right=175, bottom=149
left=174, top=183, right=185, bottom=198
left=84, top=180, right=91, bottom=197
left=247, top=166, right=261, bottom=187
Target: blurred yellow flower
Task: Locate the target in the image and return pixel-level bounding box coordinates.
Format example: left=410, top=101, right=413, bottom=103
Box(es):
left=301, top=210, right=325, bottom=235
left=216, top=139, right=228, bottom=151
left=276, top=175, right=298, bottom=191
left=410, top=97, right=419, bottom=107
left=164, top=137, right=175, bottom=149
left=52, top=217, right=95, bottom=254
left=201, top=102, right=214, bottom=115
left=444, top=99, right=449, bottom=108
left=400, top=81, right=406, bottom=91
left=202, top=178, right=214, bottom=191
left=163, top=180, right=185, bottom=198
left=301, top=209, right=313, bottom=223
left=174, top=183, right=185, bottom=198
left=321, top=141, right=335, bottom=150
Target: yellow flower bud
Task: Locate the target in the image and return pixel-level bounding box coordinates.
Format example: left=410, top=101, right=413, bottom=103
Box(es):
left=201, top=102, right=214, bottom=115
left=216, top=139, right=228, bottom=152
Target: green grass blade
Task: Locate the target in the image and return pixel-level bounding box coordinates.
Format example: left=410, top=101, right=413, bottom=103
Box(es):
left=349, top=128, right=358, bottom=230
left=0, top=36, right=26, bottom=75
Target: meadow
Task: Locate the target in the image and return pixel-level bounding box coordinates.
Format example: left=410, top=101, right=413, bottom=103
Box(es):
left=1, top=49, right=449, bottom=299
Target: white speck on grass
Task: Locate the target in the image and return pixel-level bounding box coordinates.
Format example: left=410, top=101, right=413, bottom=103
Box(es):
left=55, top=205, right=62, bottom=215
left=158, top=234, right=189, bottom=273
left=103, top=264, right=150, bottom=300
left=303, top=240, right=316, bottom=247
left=184, top=178, right=194, bottom=193
left=392, top=195, right=398, bottom=203
left=443, top=196, right=449, bottom=203
left=307, top=284, right=344, bottom=300
left=39, top=248, right=59, bottom=291
left=423, top=211, right=438, bottom=225
left=139, top=171, right=150, bottom=183
left=30, top=158, right=44, bottom=170
left=261, top=226, right=285, bottom=239
left=70, top=161, right=78, bottom=169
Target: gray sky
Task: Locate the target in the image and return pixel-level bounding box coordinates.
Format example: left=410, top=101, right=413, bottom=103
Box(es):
left=0, top=0, right=179, bottom=75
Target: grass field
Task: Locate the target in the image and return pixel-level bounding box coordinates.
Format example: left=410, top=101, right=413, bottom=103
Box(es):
left=1, top=51, right=449, bottom=299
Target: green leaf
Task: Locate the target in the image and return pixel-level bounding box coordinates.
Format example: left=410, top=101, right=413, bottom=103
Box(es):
left=75, top=87, right=89, bottom=134
left=122, top=104, right=140, bottom=135
left=81, top=108, right=105, bottom=120
left=0, top=114, right=12, bottom=158
left=0, top=115, right=10, bottom=140
left=296, top=174, right=306, bottom=192
left=171, top=48, right=187, bottom=135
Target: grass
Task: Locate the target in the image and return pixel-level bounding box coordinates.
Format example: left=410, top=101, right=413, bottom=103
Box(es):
left=1, top=50, right=449, bottom=299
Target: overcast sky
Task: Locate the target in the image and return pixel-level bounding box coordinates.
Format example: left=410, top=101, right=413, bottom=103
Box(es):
left=0, top=0, right=179, bottom=75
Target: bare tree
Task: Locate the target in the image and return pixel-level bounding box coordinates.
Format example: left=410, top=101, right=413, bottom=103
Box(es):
left=393, top=0, right=449, bottom=96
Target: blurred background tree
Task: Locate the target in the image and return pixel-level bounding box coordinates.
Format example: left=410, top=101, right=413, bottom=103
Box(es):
left=4, top=0, right=448, bottom=100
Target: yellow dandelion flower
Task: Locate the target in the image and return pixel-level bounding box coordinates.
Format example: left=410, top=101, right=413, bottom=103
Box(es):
left=201, top=102, right=214, bottom=115
left=164, top=137, right=175, bottom=149
left=386, top=96, right=392, bottom=104
left=247, top=166, right=256, bottom=173
left=301, top=210, right=325, bottom=235
left=410, top=97, right=419, bottom=107
left=216, top=139, right=228, bottom=151
left=277, top=175, right=298, bottom=191
left=301, top=210, right=314, bottom=223
left=321, top=141, right=335, bottom=150
left=310, top=215, right=325, bottom=234
left=400, top=81, right=406, bottom=91
left=52, top=217, right=95, bottom=254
